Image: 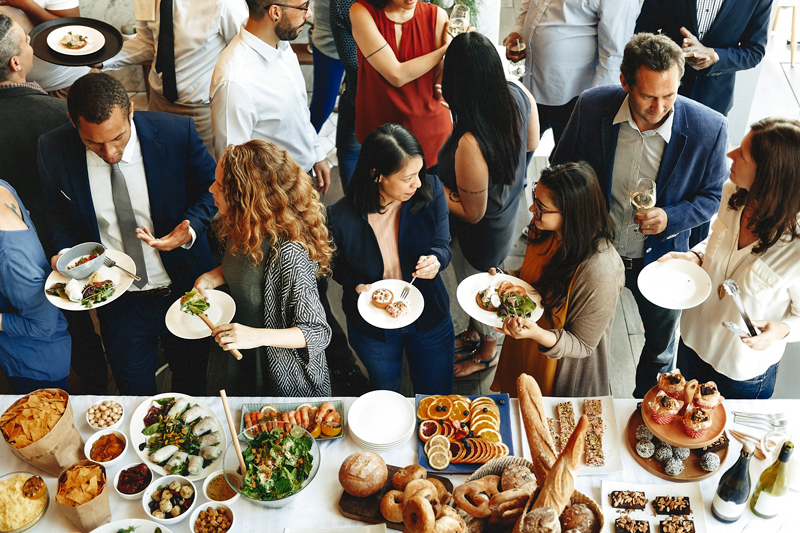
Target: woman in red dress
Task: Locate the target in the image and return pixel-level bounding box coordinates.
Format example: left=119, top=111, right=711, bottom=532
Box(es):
left=350, top=0, right=452, bottom=170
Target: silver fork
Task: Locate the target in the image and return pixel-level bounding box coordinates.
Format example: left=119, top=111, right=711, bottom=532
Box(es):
left=733, top=416, right=790, bottom=431
left=103, top=257, right=141, bottom=281
left=732, top=411, right=788, bottom=421
left=400, top=275, right=417, bottom=300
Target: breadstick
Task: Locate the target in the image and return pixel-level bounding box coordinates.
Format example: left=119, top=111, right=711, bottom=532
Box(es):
left=532, top=414, right=589, bottom=516
left=516, top=374, right=557, bottom=485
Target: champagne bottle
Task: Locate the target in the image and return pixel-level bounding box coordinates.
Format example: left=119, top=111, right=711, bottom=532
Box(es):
left=751, top=441, right=794, bottom=519
left=712, top=441, right=754, bottom=522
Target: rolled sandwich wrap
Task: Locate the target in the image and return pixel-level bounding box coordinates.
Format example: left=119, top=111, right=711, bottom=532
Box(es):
left=193, top=417, right=216, bottom=436
left=149, top=444, right=179, bottom=464
left=182, top=405, right=204, bottom=424
left=167, top=398, right=189, bottom=418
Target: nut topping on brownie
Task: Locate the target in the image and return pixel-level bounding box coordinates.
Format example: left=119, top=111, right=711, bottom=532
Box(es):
left=660, top=516, right=695, bottom=533
left=652, top=496, right=691, bottom=515
left=614, top=515, right=649, bottom=533
left=610, top=490, right=648, bottom=509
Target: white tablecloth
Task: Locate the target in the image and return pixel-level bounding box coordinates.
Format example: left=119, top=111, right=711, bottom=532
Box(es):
left=1, top=395, right=798, bottom=533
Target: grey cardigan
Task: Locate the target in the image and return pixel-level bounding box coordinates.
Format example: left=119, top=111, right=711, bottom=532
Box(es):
left=540, top=240, right=625, bottom=397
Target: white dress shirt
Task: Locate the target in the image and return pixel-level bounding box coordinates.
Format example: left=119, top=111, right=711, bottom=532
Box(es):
left=209, top=25, right=326, bottom=166
left=0, top=0, right=89, bottom=92
left=511, top=0, right=639, bottom=106
left=103, top=0, right=248, bottom=106
left=682, top=181, right=800, bottom=381
left=609, top=95, right=673, bottom=259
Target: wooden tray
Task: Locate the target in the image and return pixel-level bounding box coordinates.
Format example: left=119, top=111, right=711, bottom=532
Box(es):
left=627, top=405, right=728, bottom=482
left=338, top=464, right=453, bottom=530
left=641, top=386, right=726, bottom=448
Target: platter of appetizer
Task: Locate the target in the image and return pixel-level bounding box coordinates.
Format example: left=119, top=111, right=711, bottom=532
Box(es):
left=239, top=400, right=344, bottom=440
left=46, top=25, right=105, bottom=55
left=456, top=272, right=542, bottom=328
left=357, top=279, right=424, bottom=329
left=415, top=394, right=513, bottom=474
left=129, top=393, right=226, bottom=481
left=44, top=249, right=135, bottom=311
left=165, top=289, right=236, bottom=340
left=89, top=518, right=174, bottom=533
left=601, top=480, right=708, bottom=533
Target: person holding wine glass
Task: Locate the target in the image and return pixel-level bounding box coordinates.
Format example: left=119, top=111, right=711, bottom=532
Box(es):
left=658, top=117, right=800, bottom=399
left=350, top=0, right=452, bottom=171
left=629, top=177, right=657, bottom=240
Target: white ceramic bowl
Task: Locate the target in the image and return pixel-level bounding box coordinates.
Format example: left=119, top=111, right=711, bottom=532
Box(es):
left=86, top=398, right=124, bottom=430
left=189, top=503, right=235, bottom=533
left=56, top=241, right=106, bottom=279
left=202, top=469, right=240, bottom=505
left=84, top=428, right=127, bottom=467
left=142, top=475, right=198, bottom=525
left=113, top=462, right=153, bottom=500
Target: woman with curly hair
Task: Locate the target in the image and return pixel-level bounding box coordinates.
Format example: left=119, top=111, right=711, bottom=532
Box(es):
left=194, top=140, right=333, bottom=396
left=661, top=118, right=800, bottom=399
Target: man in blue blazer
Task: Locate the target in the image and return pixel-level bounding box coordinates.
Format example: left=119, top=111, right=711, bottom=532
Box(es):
left=38, top=73, right=217, bottom=396
left=552, top=33, right=728, bottom=398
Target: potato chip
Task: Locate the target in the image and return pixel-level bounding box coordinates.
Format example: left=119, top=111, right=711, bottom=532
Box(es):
left=1, top=390, right=67, bottom=449
left=55, top=465, right=105, bottom=507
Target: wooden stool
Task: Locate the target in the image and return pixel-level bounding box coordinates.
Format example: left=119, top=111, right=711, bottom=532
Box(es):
left=774, top=1, right=800, bottom=66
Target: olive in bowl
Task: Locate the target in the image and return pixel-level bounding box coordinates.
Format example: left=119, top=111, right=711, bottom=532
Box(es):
left=141, top=475, right=197, bottom=525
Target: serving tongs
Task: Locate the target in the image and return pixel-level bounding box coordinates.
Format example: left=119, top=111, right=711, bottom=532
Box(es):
left=722, top=279, right=759, bottom=336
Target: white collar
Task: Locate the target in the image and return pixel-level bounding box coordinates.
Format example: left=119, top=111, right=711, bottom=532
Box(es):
left=239, top=23, right=290, bottom=62
left=613, top=94, right=673, bottom=143
left=86, top=116, right=140, bottom=166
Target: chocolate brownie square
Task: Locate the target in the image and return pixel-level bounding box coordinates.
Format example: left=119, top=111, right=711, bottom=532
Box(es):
left=660, top=515, right=695, bottom=533
left=610, top=491, right=648, bottom=510
left=652, top=496, right=691, bottom=515
left=615, top=516, right=649, bottom=533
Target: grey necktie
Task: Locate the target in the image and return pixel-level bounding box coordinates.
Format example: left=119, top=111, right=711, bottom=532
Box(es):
left=110, top=162, right=148, bottom=288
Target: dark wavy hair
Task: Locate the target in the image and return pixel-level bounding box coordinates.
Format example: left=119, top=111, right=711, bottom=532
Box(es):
left=346, top=123, right=433, bottom=213
left=529, top=162, right=614, bottom=321
left=620, top=32, right=685, bottom=88
left=67, top=73, right=130, bottom=125
left=441, top=32, right=522, bottom=186
left=728, top=117, right=800, bottom=255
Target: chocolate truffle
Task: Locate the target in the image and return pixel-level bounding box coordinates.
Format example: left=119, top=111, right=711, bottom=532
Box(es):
left=636, top=439, right=655, bottom=459
left=664, top=458, right=685, bottom=476
left=700, top=452, right=721, bottom=472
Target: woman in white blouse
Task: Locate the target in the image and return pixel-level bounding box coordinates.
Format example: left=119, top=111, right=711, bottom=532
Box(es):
left=659, top=117, right=800, bottom=399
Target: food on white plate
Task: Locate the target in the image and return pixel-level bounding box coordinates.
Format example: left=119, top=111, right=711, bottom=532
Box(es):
left=149, top=444, right=180, bottom=464
left=193, top=417, right=216, bottom=436
left=60, top=31, right=90, bottom=49
left=476, top=281, right=536, bottom=320
left=386, top=300, right=409, bottom=318
left=65, top=278, right=83, bottom=302
left=338, top=451, right=387, bottom=497
left=66, top=246, right=102, bottom=269
left=164, top=452, right=189, bottom=474
left=80, top=279, right=115, bottom=308
left=186, top=454, right=203, bottom=476
left=180, top=288, right=210, bottom=315
left=239, top=426, right=314, bottom=500
left=371, top=288, right=394, bottom=309
left=194, top=506, right=233, bottom=533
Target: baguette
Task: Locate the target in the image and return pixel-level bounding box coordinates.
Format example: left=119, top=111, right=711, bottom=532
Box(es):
left=532, top=414, right=589, bottom=516
left=516, top=374, right=557, bottom=485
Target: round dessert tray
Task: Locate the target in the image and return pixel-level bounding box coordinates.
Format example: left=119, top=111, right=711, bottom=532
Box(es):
left=640, top=386, right=726, bottom=448
left=627, top=404, right=729, bottom=482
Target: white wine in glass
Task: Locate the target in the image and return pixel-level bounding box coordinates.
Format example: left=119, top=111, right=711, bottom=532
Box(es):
left=450, top=4, right=469, bottom=35
left=628, top=178, right=656, bottom=241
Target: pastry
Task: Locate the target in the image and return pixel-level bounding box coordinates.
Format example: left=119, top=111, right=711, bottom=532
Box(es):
left=516, top=374, right=558, bottom=485
left=635, top=424, right=653, bottom=441
left=404, top=493, right=435, bottom=533
left=654, top=443, right=673, bottom=462
left=338, top=451, right=387, bottom=497
left=700, top=452, right=721, bottom=472
left=614, top=516, right=649, bottom=533
left=694, top=432, right=729, bottom=455
left=371, top=288, right=393, bottom=309
left=453, top=476, right=500, bottom=518
left=652, top=496, right=691, bottom=515
left=682, top=405, right=712, bottom=439
left=664, top=458, right=685, bottom=477
left=694, top=381, right=724, bottom=410
left=560, top=503, right=597, bottom=533
left=609, top=490, right=647, bottom=510
left=660, top=516, right=695, bottom=533
left=392, top=464, right=426, bottom=491
left=672, top=447, right=690, bottom=461
left=649, top=391, right=683, bottom=425
left=381, top=490, right=405, bottom=522
left=386, top=300, right=409, bottom=318
left=501, top=464, right=536, bottom=491
left=532, top=415, right=589, bottom=517
left=636, top=440, right=655, bottom=459
left=513, top=507, right=560, bottom=533
left=657, top=370, right=686, bottom=399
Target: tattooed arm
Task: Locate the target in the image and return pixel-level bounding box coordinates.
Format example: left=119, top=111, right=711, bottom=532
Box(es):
left=443, top=133, right=489, bottom=224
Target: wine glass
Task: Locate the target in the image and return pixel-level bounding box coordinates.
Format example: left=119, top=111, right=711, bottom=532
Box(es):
left=506, top=39, right=527, bottom=77
left=628, top=178, right=656, bottom=241
left=449, top=4, right=470, bottom=36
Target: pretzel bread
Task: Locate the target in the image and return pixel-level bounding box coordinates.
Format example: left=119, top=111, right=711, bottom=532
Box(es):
left=532, top=415, right=589, bottom=516
left=516, top=374, right=557, bottom=485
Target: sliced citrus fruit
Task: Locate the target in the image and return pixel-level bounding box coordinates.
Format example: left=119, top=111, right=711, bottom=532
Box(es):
left=428, top=450, right=450, bottom=470
left=417, top=396, right=438, bottom=420
left=471, top=419, right=499, bottom=434
left=290, top=424, right=306, bottom=438
left=308, top=422, right=321, bottom=438
left=427, top=444, right=451, bottom=459
left=321, top=422, right=342, bottom=437
left=450, top=401, right=471, bottom=422
left=427, top=397, right=454, bottom=420
left=260, top=404, right=277, bottom=413
left=418, top=420, right=441, bottom=442
left=477, top=428, right=502, bottom=443
left=428, top=434, right=450, bottom=451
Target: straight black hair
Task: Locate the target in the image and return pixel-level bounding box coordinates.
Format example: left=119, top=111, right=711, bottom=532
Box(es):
left=441, top=32, right=522, bottom=186
left=346, top=124, right=433, bottom=213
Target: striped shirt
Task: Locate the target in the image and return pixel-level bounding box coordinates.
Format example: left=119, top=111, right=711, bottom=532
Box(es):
left=696, top=0, right=725, bottom=39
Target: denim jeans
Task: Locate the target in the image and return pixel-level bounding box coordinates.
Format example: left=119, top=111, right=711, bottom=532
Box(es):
left=346, top=316, right=455, bottom=395
left=626, top=258, right=681, bottom=398
left=678, top=340, right=779, bottom=399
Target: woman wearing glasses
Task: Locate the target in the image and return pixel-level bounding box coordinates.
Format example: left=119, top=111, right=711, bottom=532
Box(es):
left=490, top=162, right=625, bottom=397
left=350, top=0, right=451, bottom=171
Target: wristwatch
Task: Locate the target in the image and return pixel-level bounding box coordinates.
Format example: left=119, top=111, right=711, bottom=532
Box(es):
left=689, top=249, right=704, bottom=264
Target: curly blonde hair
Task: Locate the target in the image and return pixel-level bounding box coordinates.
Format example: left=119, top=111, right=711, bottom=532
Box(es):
left=215, top=140, right=333, bottom=276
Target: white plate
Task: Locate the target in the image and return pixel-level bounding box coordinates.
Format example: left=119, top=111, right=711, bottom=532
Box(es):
left=517, top=395, right=623, bottom=475
left=457, top=272, right=543, bottom=328
left=637, top=260, right=712, bottom=310
left=90, top=518, right=174, bottom=533
left=601, top=480, right=708, bottom=533
left=357, top=279, right=424, bottom=330
left=285, top=525, right=387, bottom=533
left=129, top=393, right=226, bottom=481
left=46, top=25, right=105, bottom=55
left=348, top=391, right=415, bottom=446
left=44, top=249, right=135, bottom=311
left=165, top=290, right=236, bottom=339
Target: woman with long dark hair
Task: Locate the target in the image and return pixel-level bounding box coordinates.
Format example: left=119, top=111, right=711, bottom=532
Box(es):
left=328, top=124, right=455, bottom=394
left=490, top=162, right=625, bottom=397
left=436, top=32, right=539, bottom=377
left=662, top=118, right=800, bottom=399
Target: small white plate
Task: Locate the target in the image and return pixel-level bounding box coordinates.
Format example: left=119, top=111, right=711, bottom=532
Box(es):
left=457, top=272, right=543, bottom=328
left=46, top=25, right=105, bottom=55
left=601, top=480, right=708, bottom=533
left=44, top=249, right=135, bottom=311
left=357, top=279, right=424, bottom=330
left=165, top=289, right=236, bottom=339
left=637, top=260, right=712, bottom=310
left=89, top=518, right=173, bottom=533
left=348, top=391, right=415, bottom=446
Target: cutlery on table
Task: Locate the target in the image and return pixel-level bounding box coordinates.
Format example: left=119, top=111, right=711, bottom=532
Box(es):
left=733, top=412, right=789, bottom=431
left=103, top=256, right=140, bottom=281
left=400, top=275, right=417, bottom=300
left=722, top=279, right=759, bottom=336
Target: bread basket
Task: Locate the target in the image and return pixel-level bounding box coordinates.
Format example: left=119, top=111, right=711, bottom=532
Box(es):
left=467, top=457, right=603, bottom=533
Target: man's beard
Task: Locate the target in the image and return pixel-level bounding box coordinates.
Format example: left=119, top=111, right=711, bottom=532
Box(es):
left=275, top=19, right=302, bottom=41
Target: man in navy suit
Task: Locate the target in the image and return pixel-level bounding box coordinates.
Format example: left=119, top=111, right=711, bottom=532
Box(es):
left=39, top=73, right=216, bottom=396
left=552, top=33, right=728, bottom=398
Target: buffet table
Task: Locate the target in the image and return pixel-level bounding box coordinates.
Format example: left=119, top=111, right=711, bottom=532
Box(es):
left=1, top=395, right=797, bottom=533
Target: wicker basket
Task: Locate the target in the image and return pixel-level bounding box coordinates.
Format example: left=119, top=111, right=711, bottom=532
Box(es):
left=466, top=457, right=603, bottom=533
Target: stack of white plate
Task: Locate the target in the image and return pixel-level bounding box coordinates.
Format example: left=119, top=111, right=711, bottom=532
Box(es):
left=348, top=390, right=416, bottom=451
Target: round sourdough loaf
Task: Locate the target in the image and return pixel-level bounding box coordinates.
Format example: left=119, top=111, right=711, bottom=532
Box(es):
left=339, top=451, right=388, bottom=497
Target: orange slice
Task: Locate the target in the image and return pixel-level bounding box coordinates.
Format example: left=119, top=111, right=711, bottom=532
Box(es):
left=321, top=422, right=342, bottom=437
left=477, top=428, right=502, bottom=443
left=309, top=422, right=321, bottom=438
left=418, top=420, right=441, bottom=442
left=470, top=413, right=500, bottom=428
left=417, top=396, right=438, bottom=420
left=427, top=397, right=454, bottom=420
left=470, top=420, right=498, bottom=435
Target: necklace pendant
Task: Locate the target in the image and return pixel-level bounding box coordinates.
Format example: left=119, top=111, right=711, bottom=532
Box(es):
left=718, top=283, right=726, bottom=300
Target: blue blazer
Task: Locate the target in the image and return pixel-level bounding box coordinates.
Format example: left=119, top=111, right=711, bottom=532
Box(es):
left=327, top=175, right=451, bottom=341
left=551, top=85, right=728, bottom=266
left=636, top=0, right=771, bottom=116
left=38, top=112, right=216, bottom=290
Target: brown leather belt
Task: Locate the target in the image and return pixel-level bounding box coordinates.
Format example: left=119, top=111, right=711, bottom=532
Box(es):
left=124, top=286, right=173, bottom=299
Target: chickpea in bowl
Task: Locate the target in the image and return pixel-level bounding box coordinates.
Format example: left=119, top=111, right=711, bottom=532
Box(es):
left=87, top=399, right=123, bottom=430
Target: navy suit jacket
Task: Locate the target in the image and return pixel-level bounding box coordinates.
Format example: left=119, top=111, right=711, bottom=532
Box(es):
left=327, top=175, right=451, bottom=341
left=38, top=111, right=216, bottom=291
left=636, top=0, right=771, bottom=116
left=551, top=85, right=728, bottom=266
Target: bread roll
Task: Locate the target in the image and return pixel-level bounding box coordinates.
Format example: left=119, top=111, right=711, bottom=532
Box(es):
left=559, top=504, right=596, bottom=533
left=532, top=415, right=589, bottom=516
left=393, top=464, right=427, bottom=490
left=338, top=451, right=387, bottom=497
left=502, top=464, right=537, bottom=491
left=513, top=506, right=561, bottom=533
left=516, top=374, right=558, bottom=485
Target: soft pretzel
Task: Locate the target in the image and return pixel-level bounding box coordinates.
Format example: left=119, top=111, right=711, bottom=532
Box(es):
left=405, top=479, right=438, bottom=502
left=393, top=464, right=427, bottom=490
left=428, top=477, right=449, bottom=502
left=404, top=494, right=436, bottom=533
left=380, top=490, right=405, bottom=523
left=489, top=486, right=534, bottom=516
left=453, top=475, right=501, bottom=518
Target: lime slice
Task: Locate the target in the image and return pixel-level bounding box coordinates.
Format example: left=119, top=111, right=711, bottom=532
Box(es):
left=428, top=450, right=450, bottom=471
left=290, top=424, right=306, bottom=439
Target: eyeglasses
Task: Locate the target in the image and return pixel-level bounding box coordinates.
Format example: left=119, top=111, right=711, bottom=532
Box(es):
left=271, top=1, right=310, bottom=12
left=532, top=191, right=560, bottom=218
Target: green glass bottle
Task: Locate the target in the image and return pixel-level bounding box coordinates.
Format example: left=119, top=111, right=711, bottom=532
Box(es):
left=750, top=441, right=794, bottom=519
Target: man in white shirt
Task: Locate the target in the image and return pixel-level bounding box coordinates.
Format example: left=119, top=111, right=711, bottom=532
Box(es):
left=100, top=0, right=248, bottom=156
left=38, top=73, right=217, bottom=396
left=0, top=0, right=89, bottom=96
left=210, top=0, right=330, bottom=193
